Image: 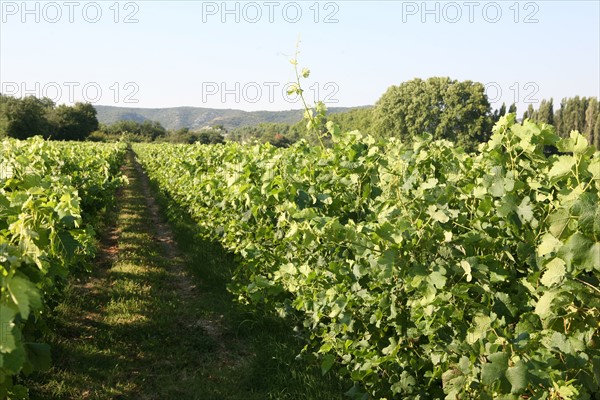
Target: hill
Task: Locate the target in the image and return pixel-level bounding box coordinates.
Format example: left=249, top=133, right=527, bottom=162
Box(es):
left=94, top=105, right=365, bottom=131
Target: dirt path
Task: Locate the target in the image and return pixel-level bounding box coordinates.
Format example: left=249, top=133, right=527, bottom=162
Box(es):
left=27, top=151, right=248, bottom=399
left=130, top=154, right=229, bottom=355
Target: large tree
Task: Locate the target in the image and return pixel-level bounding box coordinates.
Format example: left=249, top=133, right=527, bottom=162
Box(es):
left=0, top=95, right=53, bottom=139
left=48, top=102, right=99, bottom=140
left=371, top=77, right=493, bottom=150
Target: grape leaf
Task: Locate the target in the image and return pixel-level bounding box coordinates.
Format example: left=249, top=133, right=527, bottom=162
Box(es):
left=548, top=155, right=575, bottom=180
left=506, top=360, right=528, bottom=394
left=540, top=258, right=566, bottom=287
left=481, top=352, right=509, bottom=385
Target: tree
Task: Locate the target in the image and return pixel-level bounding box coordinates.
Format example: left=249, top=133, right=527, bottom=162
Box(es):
left=269, top=133, right=293, bottom=148
left=371, top=77, right=493, bottom=150
left=561, top=96, right=587, bottom=134
left=100, top=119, right=166, bottom=141
left=0, top=95, right=101, bottom=140
left=163, top=127, right=225, bottom=145
left=328, top=107, right=373, bottom=134
left=533, top=96, right=599, bottom=149
left=583, top=97, right=599, bottom=148
left=523, top=104, right=535, bottom=121
left=0, top=95, right=53, bottom=139
left=0, top=96, right=10, bottom=137
left=139, top=120, right=167, bottom=140
left=48, top=102, right=99, bottom=140
left=553, top=96, right=598, bottom=147
left=525, top=99, right=554, bottom=127
left=492, top=103, right=508, bottom=123
left=594, top=113, right=600, bottom=149
left=196, top=129, right=225, bottom=144
left=228, top=122, right=300, bottom=145
left=508, top=103, right=517, bottom=115
left=211, top=124, right=226, bottom=133
left=537, top=99, right=554, bottom=125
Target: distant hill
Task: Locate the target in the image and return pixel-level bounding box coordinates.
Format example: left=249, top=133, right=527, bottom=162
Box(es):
left=94, top=105, right=366, bottom=131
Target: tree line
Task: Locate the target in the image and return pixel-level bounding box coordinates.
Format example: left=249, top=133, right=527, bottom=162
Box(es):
left=0, top=94, right=226, bottom=144
left=231, top=78, right=598, bottom=151
left=89, top=121, right=226, bottom=144
left=2, top=82, right=598, bottom=150
left=0, top=94, right=99, bottom=140
left=522, top=97, right=599, bottom=148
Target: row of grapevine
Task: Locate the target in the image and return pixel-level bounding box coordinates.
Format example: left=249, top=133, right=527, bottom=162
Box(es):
left=134, top=115, right=599, bottom=399
left=0, top=137, right=127, bottom=399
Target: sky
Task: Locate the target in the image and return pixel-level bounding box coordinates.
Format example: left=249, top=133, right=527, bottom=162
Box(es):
left=1, top=0, right=599, bottom=114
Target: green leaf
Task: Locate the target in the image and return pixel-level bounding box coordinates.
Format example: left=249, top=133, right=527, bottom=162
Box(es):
left=548, top=208, right=571, bottom=239
left=315, top=101, right=327, bottom=115
left=490, top=179, right=505, bottom=197
left=57, top=230, right=82, bottom=259
left=287, top=84, right=299, bottom=96
left=481, top=352, right=509, bottom=385
left=543, top=331, right=571, bottom=353
left=548, top=155, right=575, bottom=180
left=326, top=121, right=341, bottom=141
left=442, top=370, right=466, bottom=398
left=553, top=382, right=580, bottom=400
left=321, top=354, right=336, bottom=375
left=561, top=232, right=598, bottom=272
left=397, top=371, right=417, bottom=392
left=460, top=260, right=472, bottom=282
left=571, top=193, right=598, bottom=236
left=429, top=270, right=447, bottom=289
left=1, top=344, right=26, bottom=374
left=588, top=243, right=600, bottom=272
left=570, top=130, right=589, bottom=154
left=432, top=210, right=449, bottom=223
left=587, top=157, right=600, bottom=180
left=278, top=263, right=297, bottom=275
left=535, top=291, right=556, bottom=319
left=537, top=233, right=562, bottom=257
left=7, top=276, right=41, bottom=319
left=505, top=360, right=528, bottom=394
left=377, top=249, right=396, bottom=280
left=467, top=314, right=491, bottom=344
left=0, top=306, right=17, bottom=353
left=517, top=197, right=534, bottom=224
left=540, top=258, right=566, bottom=287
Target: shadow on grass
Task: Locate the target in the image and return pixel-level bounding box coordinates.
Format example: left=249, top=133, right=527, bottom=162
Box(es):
left=145, top=163, right=352, bottom=400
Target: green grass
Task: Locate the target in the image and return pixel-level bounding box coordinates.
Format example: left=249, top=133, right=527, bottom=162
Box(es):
left=24, top=151, right=350, bottom=400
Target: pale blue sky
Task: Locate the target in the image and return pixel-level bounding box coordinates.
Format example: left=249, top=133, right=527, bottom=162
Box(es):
left=1, top=0, right=598, bottom=114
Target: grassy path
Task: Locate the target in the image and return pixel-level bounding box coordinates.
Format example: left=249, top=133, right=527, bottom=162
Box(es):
left=26, top=151, right=345, bottom=400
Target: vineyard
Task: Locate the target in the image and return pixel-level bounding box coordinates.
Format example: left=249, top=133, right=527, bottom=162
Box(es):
left=1, top=115, right=599, bottom=399
left=0, top=138, right=127, bottom=398
left=134, top=115, right=599, bottom=399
